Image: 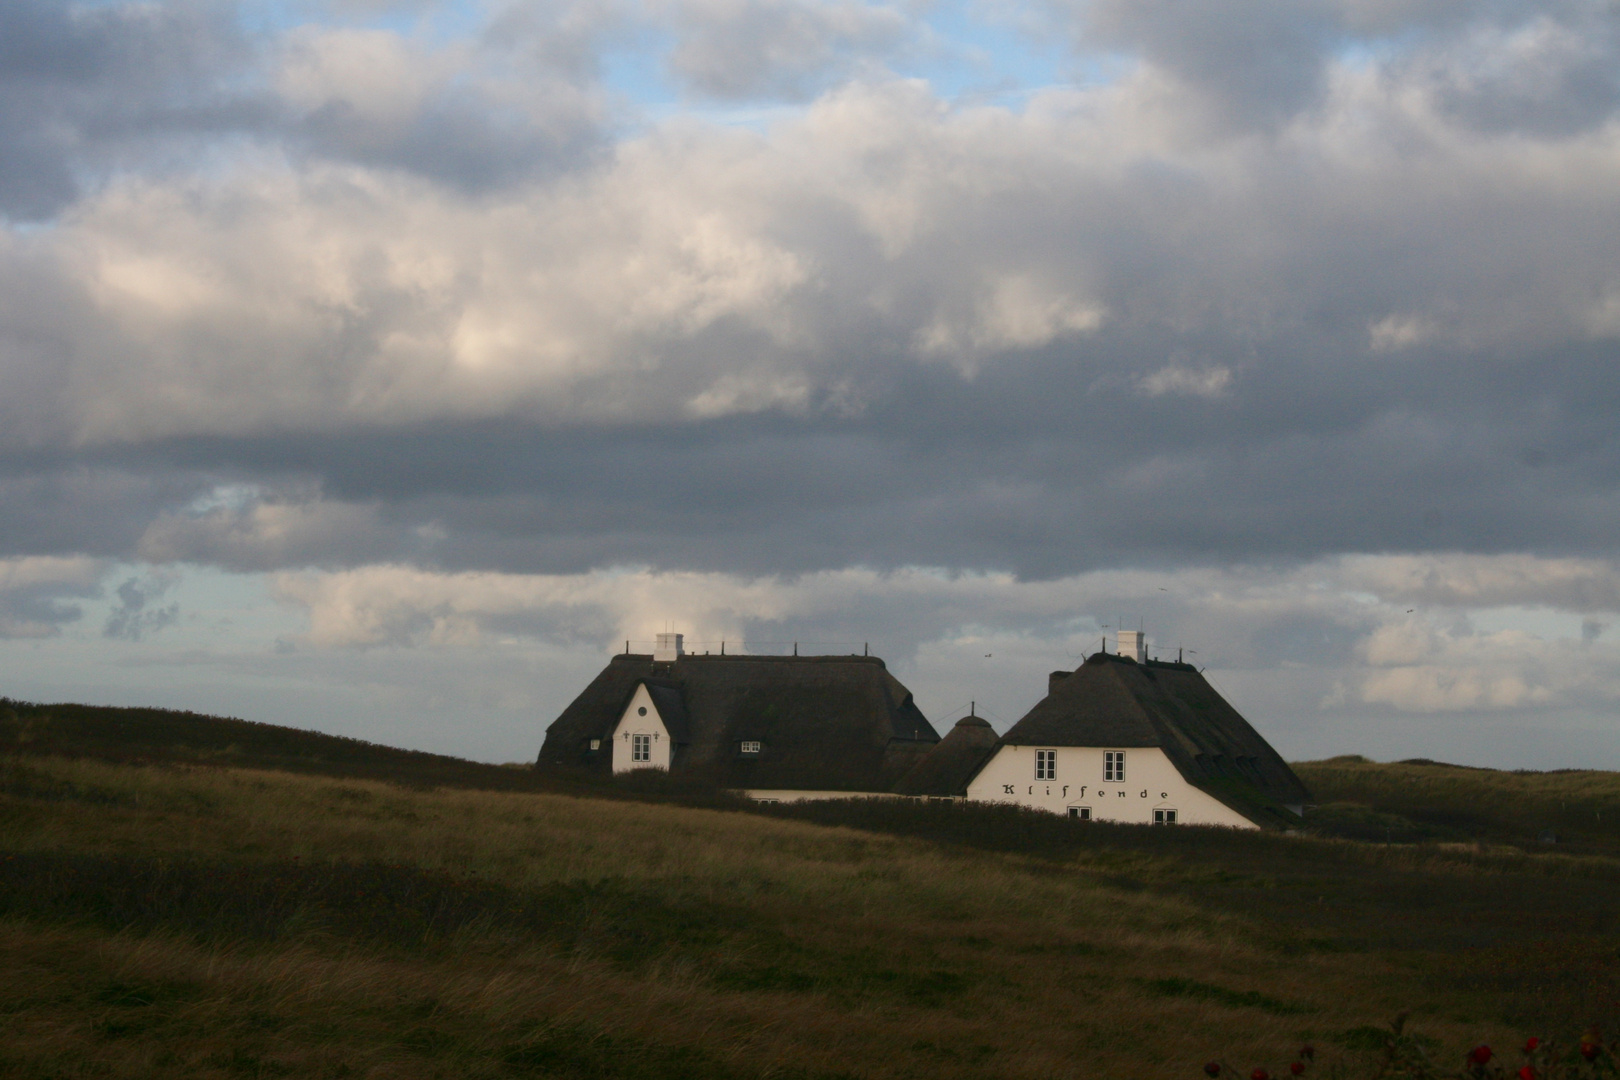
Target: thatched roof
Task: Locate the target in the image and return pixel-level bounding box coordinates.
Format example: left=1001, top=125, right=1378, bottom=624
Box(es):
left=538, top=653, right=939, bottom=791
left=892, top=713, right=999, bottom=797
left=984, top=651, right=1312, bottom=827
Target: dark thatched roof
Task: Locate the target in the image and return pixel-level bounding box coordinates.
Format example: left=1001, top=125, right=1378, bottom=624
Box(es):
left=984, top=651, right=1312, bottom=827
left=538, top=653, right=939, bottom=791
left=892, top=713, right=999, bottom=797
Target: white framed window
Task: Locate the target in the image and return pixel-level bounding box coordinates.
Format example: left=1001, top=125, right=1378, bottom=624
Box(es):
left=740, top=741, right=762, bottom=754
left=632, top=733, right=651, bottom=762
left=1104, top=751, right=1126, bottom=782
left=1035, top=749, right=1056, bottom=781
left=1154, top=809, right=1177, bottom=825
left=588, top=739, right=601, bottom=751
left=1068, top=807, right=1091, bottom=820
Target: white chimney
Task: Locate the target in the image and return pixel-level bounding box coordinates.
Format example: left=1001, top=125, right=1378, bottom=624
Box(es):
left=1118, top=630, right=1146, bottom=663
left=654, top=632, right=684, bottom=663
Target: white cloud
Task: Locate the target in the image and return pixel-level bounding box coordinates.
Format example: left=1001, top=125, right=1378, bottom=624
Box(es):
left=1135, top=363, right=1232, bottom=398
left=268, top=554, right=1620, bottom=724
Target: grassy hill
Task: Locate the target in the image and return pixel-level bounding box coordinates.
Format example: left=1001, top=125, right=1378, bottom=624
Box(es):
left=3, top=703, right=1620, bottom=1078
left=1295, top=755, right=1620, bottom=854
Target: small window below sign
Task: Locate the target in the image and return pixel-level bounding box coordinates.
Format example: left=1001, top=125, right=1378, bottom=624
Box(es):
left=1154, top=808, right=1177, bottom=825
left=1068, top=806, right=1091, bottom=820
left=740, top=741, right=761, bottom=754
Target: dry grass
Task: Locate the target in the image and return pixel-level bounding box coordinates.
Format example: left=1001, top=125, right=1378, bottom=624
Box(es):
left=2, top=754, right=1618, bottom=1078
left=1295, top=756, right=1620, bottom=853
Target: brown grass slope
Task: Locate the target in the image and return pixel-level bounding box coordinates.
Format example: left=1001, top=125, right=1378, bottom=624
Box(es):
left=1, top=705, right=1619, bottom=1078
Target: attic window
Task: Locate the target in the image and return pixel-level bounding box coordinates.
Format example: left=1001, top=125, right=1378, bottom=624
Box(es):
left=740, top=741, right=762, bottom=754
left=1035, top=749, right=1056, bottom=781
left=1154, top=809, right=1178, bottom=825
left=1104, top=751, right=1126, bottom=783
left=588, top=739, right=601, bottom=751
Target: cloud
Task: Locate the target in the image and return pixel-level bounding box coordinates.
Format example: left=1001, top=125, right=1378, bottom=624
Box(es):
left=0, top=2, right=1619, bottom=615
left=1336, top=554, right=1620, bottom=612
left=663, top=0, right=913, bottom=100
left=1135, top=363, right=1232, bottom=398
left=0, top=555, right=103, bottom=638
left=137, top=484, right=410, bottom=571
left=0, top=0, right=255, bottom=221
left=263, top=555, right=1620, bottom=742
left=103, top=570, right=181, bottom=641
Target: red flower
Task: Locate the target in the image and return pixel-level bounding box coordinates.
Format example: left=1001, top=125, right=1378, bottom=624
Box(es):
left=1518, top=1067, right=1535, bottom=1080
left=1204, top=1064, right=1221, bottom=1077
left=1251, top=1069, right=1270, bottom=1080
left=1469, top=1046, right=1494, bottom=1066
left=1581, top=1042, right=1600, bottom=1062
left=1299, top=1046, right=1314, bottom=1062
left=1290, top=1063, right=1305, bottom=1076
left=1523, top=1037, right=1540, bottom=1053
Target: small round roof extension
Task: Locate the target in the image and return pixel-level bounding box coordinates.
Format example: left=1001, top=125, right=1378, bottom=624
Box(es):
left=955, top=713, right=992, bottom=728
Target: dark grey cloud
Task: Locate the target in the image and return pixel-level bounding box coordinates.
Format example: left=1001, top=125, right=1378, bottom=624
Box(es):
left=0, top=0, right=607, bottom=222
left=103, top=572, right=180, bottom=641
left=1069, top=0, right=1620, bottom=134
left=0, top=0, right=256, bottom=220
left=1082, top=0, right=1343, bottom=127
left=0, top=0, right=1617, bottom=588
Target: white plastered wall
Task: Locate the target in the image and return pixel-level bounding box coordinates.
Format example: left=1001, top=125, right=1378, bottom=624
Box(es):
left=964, top=745, right=1256, bottom=829
left=610, top=683, right=672, bottom=773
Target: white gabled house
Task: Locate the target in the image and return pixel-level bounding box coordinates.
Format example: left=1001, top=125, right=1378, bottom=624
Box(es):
left=608, top=681, right=682, bottom=773
left=953, top=634, right=1311, bottom=829
left=964, top=743, right=1257, bottom=827
left=538, top=632, right=940, bottom=799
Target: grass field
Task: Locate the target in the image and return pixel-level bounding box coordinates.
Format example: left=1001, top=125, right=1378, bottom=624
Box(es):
left=3, top=701, right=1620, bottom=1078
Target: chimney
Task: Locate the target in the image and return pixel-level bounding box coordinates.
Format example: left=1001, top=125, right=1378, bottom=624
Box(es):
left=1118, top=630, right=1146, bottom=663
left=654, top=632, right=684, bottom=663
left=1048, top=670, right=1071, bottom=695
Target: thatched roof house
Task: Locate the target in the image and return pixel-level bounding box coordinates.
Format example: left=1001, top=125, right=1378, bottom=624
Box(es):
left=892, top=712, right=999, bottom=797
left=965, top=649, right=1310, bottom=828
left=537, top=642, right=940, bottom=794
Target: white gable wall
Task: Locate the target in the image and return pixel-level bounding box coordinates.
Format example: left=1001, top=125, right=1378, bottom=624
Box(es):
left=610, top=684, right=672, bottom=773
left=965, top=745, right=1256, bottom=829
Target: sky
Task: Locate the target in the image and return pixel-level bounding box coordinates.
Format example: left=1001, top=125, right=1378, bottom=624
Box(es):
left=2, top=0, right=1619, bottom=768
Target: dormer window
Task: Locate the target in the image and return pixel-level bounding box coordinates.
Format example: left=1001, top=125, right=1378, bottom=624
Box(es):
left=588, top=739, right=601, bottom=751
left=740, top=741, right=762, bottom=754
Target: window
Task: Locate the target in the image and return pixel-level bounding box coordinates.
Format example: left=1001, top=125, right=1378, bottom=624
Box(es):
left=740, top=741, right=762, bottom=754
left=1068, top=807, right=1091, bottom=820
left=588, top=739, right=601, bottom=751
left=1154, top=809, right=1177, bottom=825
left=637, top=706, right=647, bottom=716
left=632, top=733, right=651, bottom=762
left=1104, top=751, right=1126, bottom=782
left=1035, top=749, right=1056, bottom=781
